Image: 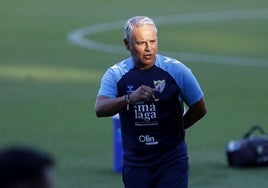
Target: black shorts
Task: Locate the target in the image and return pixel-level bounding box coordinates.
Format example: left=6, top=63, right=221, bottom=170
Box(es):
left=122, top=159, right=188, bottom=188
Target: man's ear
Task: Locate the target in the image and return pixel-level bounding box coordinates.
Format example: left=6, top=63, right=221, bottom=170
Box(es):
left=124, top=39, right=130, bottom=51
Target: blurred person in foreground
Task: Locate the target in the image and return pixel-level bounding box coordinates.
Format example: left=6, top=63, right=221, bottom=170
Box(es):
left=0, top=146, right=54, bottom=188
left=95, top=16, right=207, bottom=188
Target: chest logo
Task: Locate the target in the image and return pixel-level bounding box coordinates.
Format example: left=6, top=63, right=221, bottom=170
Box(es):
left=154, top=80, right=165, bottom=93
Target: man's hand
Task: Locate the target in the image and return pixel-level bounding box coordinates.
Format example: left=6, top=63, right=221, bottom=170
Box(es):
left=128, top=85, right=158, bottom=103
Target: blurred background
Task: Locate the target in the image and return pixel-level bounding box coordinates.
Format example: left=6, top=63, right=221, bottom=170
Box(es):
left=0, top=0, right=267, bottom=187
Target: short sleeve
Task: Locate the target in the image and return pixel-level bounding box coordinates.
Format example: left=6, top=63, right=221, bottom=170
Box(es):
left=177, top=64, right=204, bottom=106
left=97, top=68, right=118, bottom=99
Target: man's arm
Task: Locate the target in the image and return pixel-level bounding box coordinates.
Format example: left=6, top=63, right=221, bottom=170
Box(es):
left=95, top=85, right=157, bottom=117
left=94, top=95, right=127, bottom=117
left=183, top=97, right=207, bottom=129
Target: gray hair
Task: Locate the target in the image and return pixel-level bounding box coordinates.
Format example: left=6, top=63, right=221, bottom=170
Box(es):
left=124, top=16, right=157, bottom=40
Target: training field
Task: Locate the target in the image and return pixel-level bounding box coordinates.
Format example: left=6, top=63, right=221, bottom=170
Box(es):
left=0, top=0, right=268, bottom=187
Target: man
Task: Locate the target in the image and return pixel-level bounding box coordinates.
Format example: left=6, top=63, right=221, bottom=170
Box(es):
left=95, top=16, right=207, bottom=188
left=0, top=146, right=54, bottom=188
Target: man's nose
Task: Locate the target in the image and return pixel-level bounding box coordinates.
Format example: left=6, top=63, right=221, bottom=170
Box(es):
left=145, top=42, right=151, bottom=51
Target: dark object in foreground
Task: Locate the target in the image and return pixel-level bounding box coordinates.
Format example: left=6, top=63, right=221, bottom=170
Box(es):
left=0, top=146, right=54, bottom=188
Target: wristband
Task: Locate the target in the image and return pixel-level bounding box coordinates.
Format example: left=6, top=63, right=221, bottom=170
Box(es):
left=125, top=93, right=131, bottom=110
left=126, top=94, right=131, bottom=104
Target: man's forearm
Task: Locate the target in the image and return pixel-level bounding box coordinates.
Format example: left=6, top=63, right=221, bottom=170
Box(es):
left=95, top=95, right=127, bottom=117
left=183, top=109, right=202, bottom=129
left=183, top=98, right=207, bottom=129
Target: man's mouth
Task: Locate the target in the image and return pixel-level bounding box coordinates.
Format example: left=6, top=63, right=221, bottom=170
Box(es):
left=144, top=54, right=153, bottom=59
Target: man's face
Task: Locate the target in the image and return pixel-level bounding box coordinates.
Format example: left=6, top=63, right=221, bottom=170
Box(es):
left=124, top=25, right=158, bottom=69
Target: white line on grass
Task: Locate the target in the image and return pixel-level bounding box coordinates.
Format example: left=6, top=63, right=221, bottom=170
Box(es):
left=67, top=9, right=268, bottom=67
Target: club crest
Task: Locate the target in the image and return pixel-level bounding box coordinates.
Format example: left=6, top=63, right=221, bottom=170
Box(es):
left=153, top=80, right=165, bottom=93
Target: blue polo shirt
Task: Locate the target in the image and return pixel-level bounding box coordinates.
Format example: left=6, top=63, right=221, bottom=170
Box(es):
left=97, top=54, right=204, bottom=167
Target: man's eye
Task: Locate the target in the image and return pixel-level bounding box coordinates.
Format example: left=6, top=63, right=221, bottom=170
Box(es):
left=136, top=42, right=144, bottom=45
